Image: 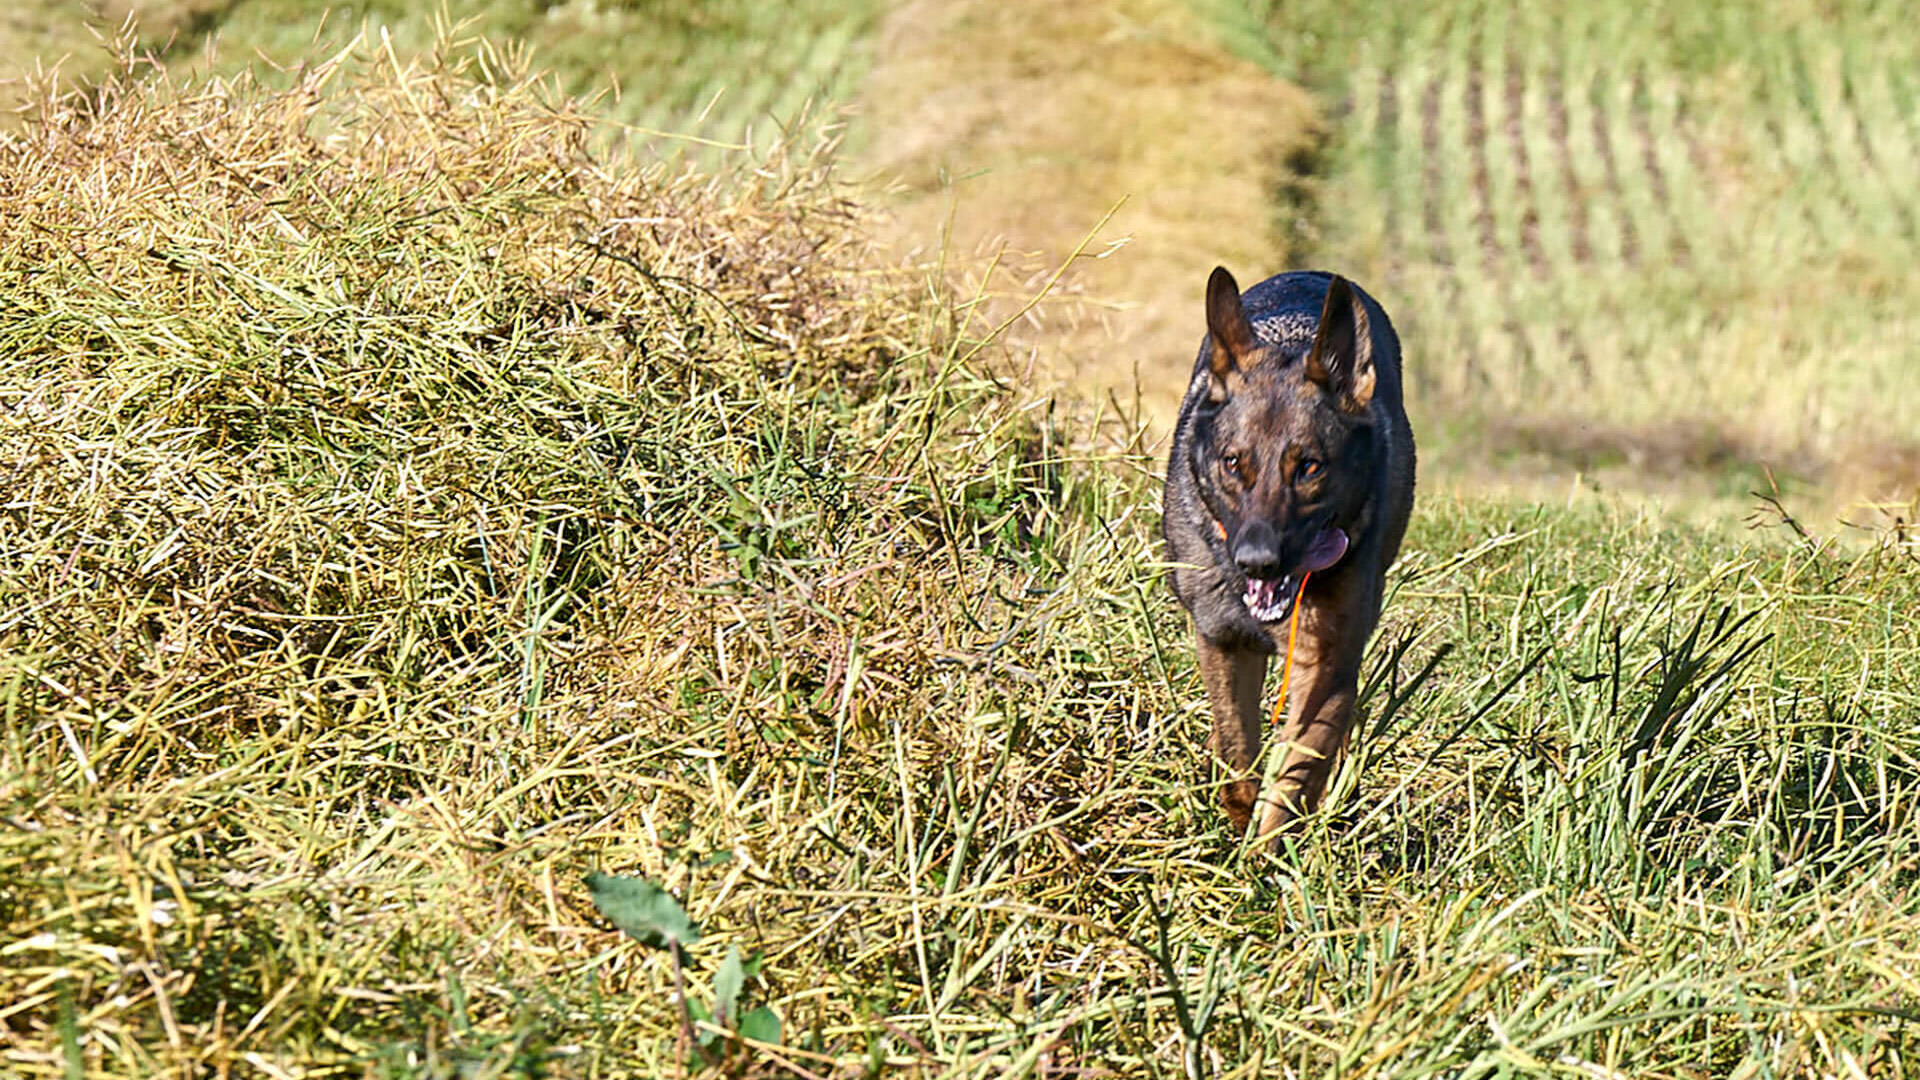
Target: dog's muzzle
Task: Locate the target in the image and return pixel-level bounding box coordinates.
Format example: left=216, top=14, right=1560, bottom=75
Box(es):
left=1239, top=528, right=1349, bottom=623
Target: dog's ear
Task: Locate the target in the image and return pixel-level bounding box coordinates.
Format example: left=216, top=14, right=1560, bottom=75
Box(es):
left=1303, top=275, right=1376, bottom=413
left=1205, top=266, right=1255, bottom=402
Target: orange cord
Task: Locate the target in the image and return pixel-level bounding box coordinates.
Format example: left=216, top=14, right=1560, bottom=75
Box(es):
left=1269, top=571, right=1310, bottom=727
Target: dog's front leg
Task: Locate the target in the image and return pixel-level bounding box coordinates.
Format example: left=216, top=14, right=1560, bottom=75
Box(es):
left=1252, top=657, right=1358, bottom=845
left=1196, top=635, right=1269, bottom=833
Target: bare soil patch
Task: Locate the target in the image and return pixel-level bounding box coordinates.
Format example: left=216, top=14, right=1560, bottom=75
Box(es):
left=1545, top=67, right=1593, bottom=264
left=1630, top=67, right=1692, bottom=266
left=1419, top=70, right=1451, bottom=267
left=1506, top=53, right=1549, bottom=277
left=1465, top=44, right=1500, bottom=271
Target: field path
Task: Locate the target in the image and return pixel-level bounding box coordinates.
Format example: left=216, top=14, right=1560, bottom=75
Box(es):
left=854, top=0, right=1320, bottom=430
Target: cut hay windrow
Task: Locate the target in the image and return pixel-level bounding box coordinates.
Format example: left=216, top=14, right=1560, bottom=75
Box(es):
left=0, top=32, right=1072, bottom=1076
left=0, top=32, right=903, bottom=724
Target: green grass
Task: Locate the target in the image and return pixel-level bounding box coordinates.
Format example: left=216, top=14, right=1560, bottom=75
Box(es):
left=207, top=0, right=883, bottom=158
left=5, top=28, right=1920, bottom=1078
left=1214, top=0, right=1920, bottom=510
left=4, top=0, right=882, bottom=158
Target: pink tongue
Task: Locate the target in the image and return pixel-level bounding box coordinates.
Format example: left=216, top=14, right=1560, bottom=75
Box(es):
left=1299, top=528, right=1349, bottom=573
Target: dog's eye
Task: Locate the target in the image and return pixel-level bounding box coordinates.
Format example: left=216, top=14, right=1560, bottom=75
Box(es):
left=1221, top=454, right=1243, bottom=477
left=1296, top=458, right=1323, bottom=482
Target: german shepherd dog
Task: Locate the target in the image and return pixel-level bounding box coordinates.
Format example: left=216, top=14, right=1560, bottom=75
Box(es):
left=1163, top=267, right=1414, bottom=847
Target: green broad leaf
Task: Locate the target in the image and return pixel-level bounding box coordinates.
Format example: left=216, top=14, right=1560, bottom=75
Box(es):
left=584, top=872, right=701, bottom=950
left=688, top=999, right=717, bottom=1048
left=738, top=1005, right=781, bottom=1046
left=714, top=945, right=746, bottom=1026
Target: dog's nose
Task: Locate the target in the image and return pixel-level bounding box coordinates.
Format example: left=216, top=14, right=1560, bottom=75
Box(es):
left=1232, top=522, right=1284, bottom=580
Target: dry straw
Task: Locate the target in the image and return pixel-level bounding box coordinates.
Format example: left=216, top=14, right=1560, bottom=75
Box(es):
left=0, top=25, right=1021, bottom=1077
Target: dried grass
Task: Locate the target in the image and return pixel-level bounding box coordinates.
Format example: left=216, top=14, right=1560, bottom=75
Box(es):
left=0, top=28, right=960, bottom=1076
left=857, top=0, right=1322, bottom=431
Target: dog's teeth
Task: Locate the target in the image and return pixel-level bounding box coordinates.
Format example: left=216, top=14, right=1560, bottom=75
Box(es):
left=1242, top=576, right=1294, bottom=622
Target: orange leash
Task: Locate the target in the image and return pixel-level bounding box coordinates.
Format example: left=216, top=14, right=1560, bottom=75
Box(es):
left=1269, top=571, right=1310, bottom=727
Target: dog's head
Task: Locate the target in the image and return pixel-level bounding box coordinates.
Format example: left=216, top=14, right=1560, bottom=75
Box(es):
left=1189, top=266, right=1379, bottom=622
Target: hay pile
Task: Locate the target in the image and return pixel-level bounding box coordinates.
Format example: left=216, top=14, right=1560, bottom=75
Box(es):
left=0, top=34, right=905, bottom=721
left=0, top=32, right=1159, bottom=1077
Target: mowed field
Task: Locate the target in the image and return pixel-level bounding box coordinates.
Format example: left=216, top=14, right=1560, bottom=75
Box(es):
left=0, top=0, right=880, bottom=156
left=1, top=3, right=1918, bottom=1079
left=1235, top=0, right=1920, bottom=506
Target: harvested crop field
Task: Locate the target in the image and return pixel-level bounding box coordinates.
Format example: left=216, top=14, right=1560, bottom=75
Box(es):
left=1253, top=0, right=1920, bottom=506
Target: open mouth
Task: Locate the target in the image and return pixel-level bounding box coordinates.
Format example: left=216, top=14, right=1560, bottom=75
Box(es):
left=1240, top=528, right=1349, bottom=623
left=1243, top=575, right=1299, bottom=623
